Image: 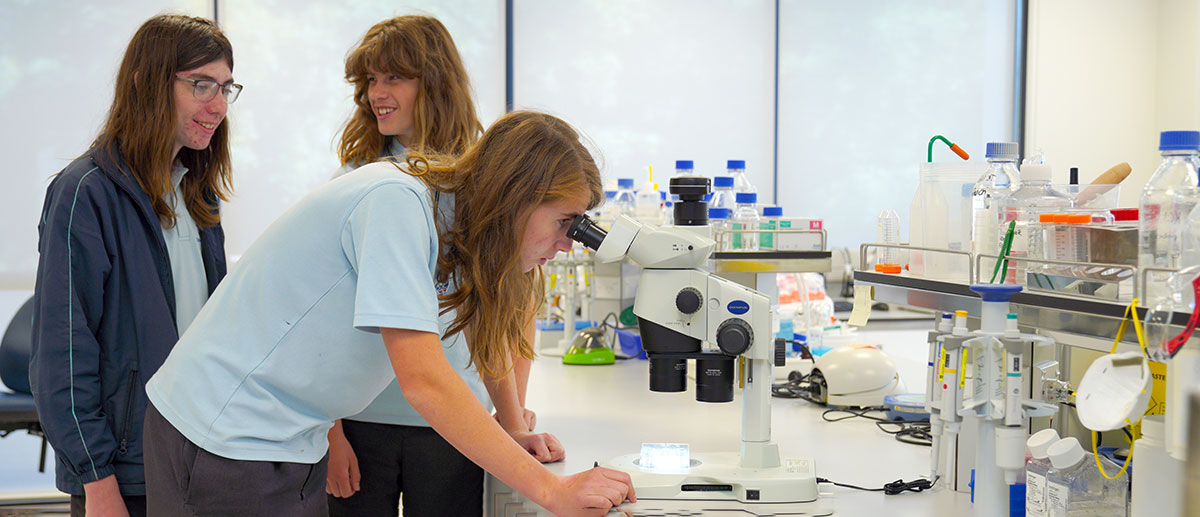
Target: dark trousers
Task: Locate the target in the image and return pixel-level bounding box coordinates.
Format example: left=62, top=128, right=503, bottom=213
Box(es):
left=143, top=401, right=328, bottom=516
left=70, top=495, right=146, bottom=516
left=327, top=419, right=483, bottom=517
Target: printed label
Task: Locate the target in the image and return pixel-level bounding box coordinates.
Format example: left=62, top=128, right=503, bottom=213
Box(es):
left=1046, top=480, right=1069, bottom=514
left=1025, top=471, right=1047, bottom=516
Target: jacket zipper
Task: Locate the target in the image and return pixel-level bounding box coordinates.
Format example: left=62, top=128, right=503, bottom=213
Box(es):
left=118, top=370, right=138, bottom=455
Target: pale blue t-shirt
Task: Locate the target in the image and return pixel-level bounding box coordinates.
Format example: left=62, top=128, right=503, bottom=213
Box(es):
left=334, top=138, right=493, bottom=425
left=146, top=161, right=457, bottom=463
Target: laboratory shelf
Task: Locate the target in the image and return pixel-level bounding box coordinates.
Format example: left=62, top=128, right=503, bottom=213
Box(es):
left=710, top=250, right=831, bottom=274
left=853, top=270, right=1198, bottom=354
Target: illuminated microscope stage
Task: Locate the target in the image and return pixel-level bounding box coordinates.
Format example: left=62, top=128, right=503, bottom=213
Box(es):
left=605, top=452, right=833, bottom=516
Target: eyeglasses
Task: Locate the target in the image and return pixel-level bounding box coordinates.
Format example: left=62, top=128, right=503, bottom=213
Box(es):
left=175, top=75, right=243, bottom=104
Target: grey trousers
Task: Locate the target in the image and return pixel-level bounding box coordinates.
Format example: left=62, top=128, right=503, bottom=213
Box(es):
left=143, top=401, right=328, bottom=516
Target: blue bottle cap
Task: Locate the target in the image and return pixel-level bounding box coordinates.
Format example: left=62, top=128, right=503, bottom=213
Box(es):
left=735, top=192, right=757, bottom=204
left=763, top=206, right=783, bottom=217
left=969, top=283, right=1023, bottom=302
left=604, top=190, right=616, bottom=198
left=727, top=159, right=746, bottom=169
left=703, top=193, right=713, bottom=202
left=617, top=178, right=634, bottom=188
left=714, top=176, right=734, bottom=187
left=708, top=207, right=732, bottom=219
left=985, top=142, right=1019, bottom=160
left=675, top=160, right=694, bottom=170
left=659, top=191, right=666, bottom=199
left=1159, top=130, right=1200, bottom=151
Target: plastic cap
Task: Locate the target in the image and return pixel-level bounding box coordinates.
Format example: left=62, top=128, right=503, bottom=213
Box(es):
left=1159, top=130, right=1200, bottom=151
left=955, top=310, right=968, bottom=317
left=1026, top=429, right=1060, bottom=459
left=708, top=207, right=732, bottom=219
left=763, top=206, right=783, bottom=217
left=874, top=264, right=902, bottom=274
left=714, top=176, right=734, bottom=187
left=675, top=160, right=694, bottom=170
left=727, top=159, right=746, bottom=169
left=735, top=192, right=757, bottom=204
left=660, top=191, right=666, bottom=200
left=604, top=190, right=616, bottom=199
left=1021, top=164, right=1052, bottom=182
left=618, top=178, right=634, bottom=188
left=985, top=142, right=1019, bottom=160
left=1047, top=437, right=1085, bottom=469
left=969, top=283, right=1023, bottom=302
left=1039, top=214, right=1056, bottom=223
left=1068, top=214, right=1091, bottom=224
left=1110, top=208, right=1138, bottom=221
left=1141, top=415, right=1165, bottom=441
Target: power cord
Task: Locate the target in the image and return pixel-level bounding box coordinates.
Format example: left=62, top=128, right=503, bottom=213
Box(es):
left=816, top=477, right=936, bottom=495
left=820, top=407, right=932, bottom=447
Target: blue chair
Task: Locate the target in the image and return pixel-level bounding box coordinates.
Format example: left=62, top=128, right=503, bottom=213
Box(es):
left=0, top=296, right=48, bottom=472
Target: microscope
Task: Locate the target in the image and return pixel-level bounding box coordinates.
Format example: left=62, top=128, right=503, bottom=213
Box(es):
left=567, top=177, right=826, bottom=510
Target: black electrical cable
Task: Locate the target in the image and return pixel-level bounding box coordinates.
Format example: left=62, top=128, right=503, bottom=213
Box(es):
left=816, top=477, right=936, bottom=495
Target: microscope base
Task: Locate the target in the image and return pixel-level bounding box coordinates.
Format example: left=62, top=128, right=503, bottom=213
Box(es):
left=608, top=451, right=829, bottom=512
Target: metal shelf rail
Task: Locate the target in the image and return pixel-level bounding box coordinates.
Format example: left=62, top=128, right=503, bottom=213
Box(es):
left=855, top=243, right=1198, bottom=353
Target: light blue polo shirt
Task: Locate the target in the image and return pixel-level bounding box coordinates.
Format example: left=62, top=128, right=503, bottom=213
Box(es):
left=334, top=138, right=493, bottom=425
left=146, top=161, right=453, bottom=463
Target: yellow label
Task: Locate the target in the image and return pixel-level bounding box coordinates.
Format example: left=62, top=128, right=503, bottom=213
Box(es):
left=1146, top=360, right=1168, bottom=415
left=938, top=349, right=948, bottom=382
left=960, top=349, right=969, bottom=388
left=848, top=285, right=873, bottom=327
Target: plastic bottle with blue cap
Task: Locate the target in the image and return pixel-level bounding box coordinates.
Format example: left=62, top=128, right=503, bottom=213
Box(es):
left=708, top=207, right=733, bottom=251
left=760, top=205, right=783, bottom=250
left=731, top=192, right=760, bottom=250
left=613, top=178, right=637, bottom=220
left=711, top=176, right=736, bottom=211
left=727, top=159, right=756, bottom=195
left=972, top=142, right=1021, bottom=264
left=1139, top=130, right=1200, bottom=275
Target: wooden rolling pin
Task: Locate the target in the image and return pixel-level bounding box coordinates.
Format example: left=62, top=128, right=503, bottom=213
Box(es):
left=1075, top=162, right=1132, bottom=207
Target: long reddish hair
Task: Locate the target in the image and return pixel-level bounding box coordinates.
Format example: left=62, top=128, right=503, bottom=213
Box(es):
left=93, top=14, right=234, bottom=229
left=404, top=112, right=602, bottom=378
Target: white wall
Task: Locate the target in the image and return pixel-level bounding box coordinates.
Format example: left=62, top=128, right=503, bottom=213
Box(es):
left=778, top=0, right=1016, bottom=249
left=511, top=0, right=776, bottom=194
left=1026, top=0, right=1200, bottom=207
left=0, top=1, right=213, bottom=288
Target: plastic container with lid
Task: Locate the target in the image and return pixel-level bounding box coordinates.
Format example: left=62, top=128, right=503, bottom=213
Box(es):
left=1025, top=429, right=1060, bottom=517
left=1045, top=437, right=1127, bottom=516
left=613, top=178, right=637, bottom=220
left=709, top=207, right=733, bottom=251
left=727, top=159, right=756, bottom=194
left=711, top=176, right=736, bottom=211
left=877, top=208, right=901, bottom=272
left=999, top=164, right=1071, bottom=284
left=731, top=192, right=760, bottom=251
left=1131, top=415, right=1184, bottom=516
left=760, top=205, right=783, bottom=250
left=972, top=142, right=1021, bottom=260
left=1139, top=130, right=1200, bottom=272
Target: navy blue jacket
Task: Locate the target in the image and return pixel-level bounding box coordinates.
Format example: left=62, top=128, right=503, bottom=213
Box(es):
left=29, top=143, right=227, bottom=496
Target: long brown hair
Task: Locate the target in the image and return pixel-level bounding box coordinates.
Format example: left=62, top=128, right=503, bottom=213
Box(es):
left=92, top=14, right=234, bottom=229
left=405, top=112, right=602, bottom=378
left=339, top=15, right=482, bottom=166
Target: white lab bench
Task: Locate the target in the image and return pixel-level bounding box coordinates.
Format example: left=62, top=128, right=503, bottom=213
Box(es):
left=488, top=326, right=975, bottom=516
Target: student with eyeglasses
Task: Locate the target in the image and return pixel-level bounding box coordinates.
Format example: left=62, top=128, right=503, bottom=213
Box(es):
left=28, top=14, right=238, bottom=517
left=326, top=16, right=562, bottom=517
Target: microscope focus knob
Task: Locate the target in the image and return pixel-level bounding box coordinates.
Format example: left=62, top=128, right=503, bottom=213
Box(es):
left=716, top=318, right=753, bottom=355
left=675, top=288, right=703, bottom=314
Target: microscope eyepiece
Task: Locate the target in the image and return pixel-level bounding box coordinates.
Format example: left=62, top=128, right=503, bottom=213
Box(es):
left=566, top=214, right=607, bottom=251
